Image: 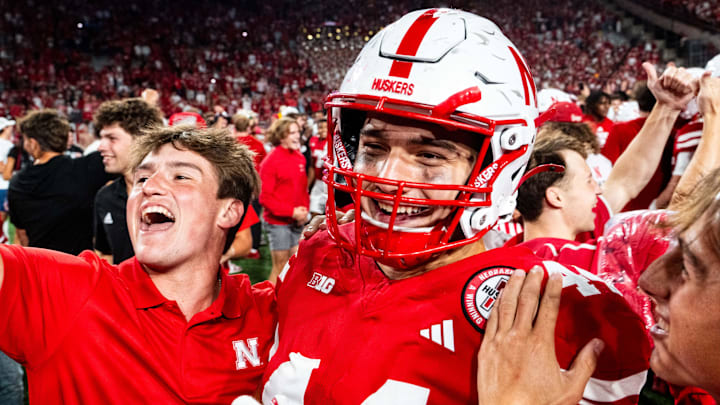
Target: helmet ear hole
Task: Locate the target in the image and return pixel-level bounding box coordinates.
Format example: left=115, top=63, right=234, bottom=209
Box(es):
left=500, top=128, right=523, bottom=151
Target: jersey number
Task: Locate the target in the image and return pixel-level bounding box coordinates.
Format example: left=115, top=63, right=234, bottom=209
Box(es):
left=263, top=353, right=430, bottom=404
left=543, top=261, right=622, bottom=297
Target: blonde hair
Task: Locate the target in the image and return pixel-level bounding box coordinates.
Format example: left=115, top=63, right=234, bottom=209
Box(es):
left=265, top=117, right=297, bottom=146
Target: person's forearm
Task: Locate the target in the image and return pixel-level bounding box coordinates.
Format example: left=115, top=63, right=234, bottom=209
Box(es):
left=604, top=102, right=679, bottom=212
left=669, top=113, right=720, bottom=209
left=15, top=229, right=28, bottom=247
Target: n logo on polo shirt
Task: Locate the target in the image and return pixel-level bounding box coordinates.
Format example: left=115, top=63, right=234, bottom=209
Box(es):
left=103, top=212, right=113, bottom=225
left=233, top=338, right=262, bottom=370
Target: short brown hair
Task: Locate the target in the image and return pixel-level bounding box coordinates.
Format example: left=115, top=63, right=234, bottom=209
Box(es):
left=94, top=98, right=163, bottom=136
left=232, top=114, right=251, bottom=133
left=130, top=126, right=258, bottom=204
left=538, top=121, right=599, bottom=154
left=266, top=117, right=296, bottom=146
left=18, top=109, right=70, bottom=153
left=129, top=126, right=259, bottom=252
left=517, top=134, right=588, bottom=221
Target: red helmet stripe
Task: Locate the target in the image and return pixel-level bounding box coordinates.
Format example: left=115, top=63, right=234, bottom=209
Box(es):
left=508, top=46, right=537, bottom=108
left=388, top=9, right=440, bottom=79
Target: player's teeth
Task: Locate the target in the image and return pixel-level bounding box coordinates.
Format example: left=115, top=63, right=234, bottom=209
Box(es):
left=376, top=201, right=425, bottom=215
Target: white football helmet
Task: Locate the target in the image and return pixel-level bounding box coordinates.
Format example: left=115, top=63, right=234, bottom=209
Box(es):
left=323, top=8, right=538, bottom=268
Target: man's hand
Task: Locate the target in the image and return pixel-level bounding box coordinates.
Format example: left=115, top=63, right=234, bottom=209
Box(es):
left=643, top=62, right=699, bottom=111
left=302, top=209, right=355, bottom=240
left=141, top=88, right=159, bottom=107
left=477, top=267, right=604, bottom=405
left=292, top=206, right=309, bottom=224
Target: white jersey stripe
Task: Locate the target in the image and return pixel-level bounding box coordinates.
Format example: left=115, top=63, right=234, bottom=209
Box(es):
left=442, top=320, right=454, bottom=352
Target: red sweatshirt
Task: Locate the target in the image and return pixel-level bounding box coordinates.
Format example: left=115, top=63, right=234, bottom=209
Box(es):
left=259, top=146, right=309, bottom=225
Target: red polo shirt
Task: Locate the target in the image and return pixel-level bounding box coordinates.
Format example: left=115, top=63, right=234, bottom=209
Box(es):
left=0, top=245, right=276, bottom=404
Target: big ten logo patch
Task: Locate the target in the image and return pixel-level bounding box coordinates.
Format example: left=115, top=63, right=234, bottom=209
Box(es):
left=307, top=272, right=335, bottom=294
left=461, top=266, right=515, bottom=331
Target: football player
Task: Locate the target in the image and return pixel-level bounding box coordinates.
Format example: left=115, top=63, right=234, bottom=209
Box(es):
left=260, top=8, right=650, bottom=405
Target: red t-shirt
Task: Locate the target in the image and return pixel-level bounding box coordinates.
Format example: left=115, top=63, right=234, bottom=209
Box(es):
left=262, top=223, right=651, bottom=404
left=237, top=134, right=267, bottom=173
left=0, top=245, right=276, bottom=404
left=259, top=146, right=309, bottom=225
left=601, top=117, right=670, bottom=211
left=584, top=115, right=614, bottom=148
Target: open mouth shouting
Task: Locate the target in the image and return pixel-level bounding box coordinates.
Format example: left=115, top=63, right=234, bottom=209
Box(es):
left=140, top=205, right=176, bottom=231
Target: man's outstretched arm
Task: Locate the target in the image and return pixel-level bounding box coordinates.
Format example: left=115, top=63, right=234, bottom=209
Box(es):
left=603, top=62, right=697, bottom=213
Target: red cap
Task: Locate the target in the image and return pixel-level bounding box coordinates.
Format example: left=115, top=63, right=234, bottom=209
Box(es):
left=535, top=101, right=584, bottom=127
left=168, top=112, right=207, bottom=128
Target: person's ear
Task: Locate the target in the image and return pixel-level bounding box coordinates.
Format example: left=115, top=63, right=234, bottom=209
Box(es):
left=545, top=186, right=565, bottom=209
left=217, top=199, right=244, bottom=230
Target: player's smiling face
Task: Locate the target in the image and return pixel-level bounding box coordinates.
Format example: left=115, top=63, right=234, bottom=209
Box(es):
left=354, top=115, right=477, bottom=230
left=638, top=210, right=720, bottom=395
left=127, top=143, right=228, bottom=270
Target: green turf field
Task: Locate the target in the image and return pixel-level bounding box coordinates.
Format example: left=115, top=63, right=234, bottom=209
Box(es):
left=231, top=243, right=272, bottom=283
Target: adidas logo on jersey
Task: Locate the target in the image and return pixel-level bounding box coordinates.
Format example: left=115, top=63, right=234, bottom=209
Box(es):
left=419, top=319, right=455, bottom=352
left=307, top=272, right=335, bottom=294
left=103, top=212, right=114, bottom=225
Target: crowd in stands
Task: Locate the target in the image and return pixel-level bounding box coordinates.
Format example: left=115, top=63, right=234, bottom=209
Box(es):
left=0, top=0, right=665, bottom=129
left=635, top=0, right=720, bottom=28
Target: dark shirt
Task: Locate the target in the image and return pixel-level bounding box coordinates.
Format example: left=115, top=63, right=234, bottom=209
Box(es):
left=8, top=152, right=114, bottom=254
left=94, top=177, right=134, bottom=264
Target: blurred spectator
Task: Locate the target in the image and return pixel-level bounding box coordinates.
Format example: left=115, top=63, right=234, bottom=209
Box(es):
left=0, top=118, right=16, bottom=211
left=259, top=117, right=308, bottom=284
left=3, top=140, right=31, bottom=182
left=8, top=109, right=113, bottom=254
left=93, top=98, right=163, bottom=264
left=583, top=91, right=614, bottom=147
left=232, top=112, right=266, bottom=256
left=307, top=116, right=327, bottom=187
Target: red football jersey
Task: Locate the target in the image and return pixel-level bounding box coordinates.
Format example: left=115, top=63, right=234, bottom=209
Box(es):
left=308, top=135, right=328, bottom=181
left=262, top=224, right=650, bottom=405
left=0, top=245, right=276, bottom=404
left=672, top=117, right=703, bottom=176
